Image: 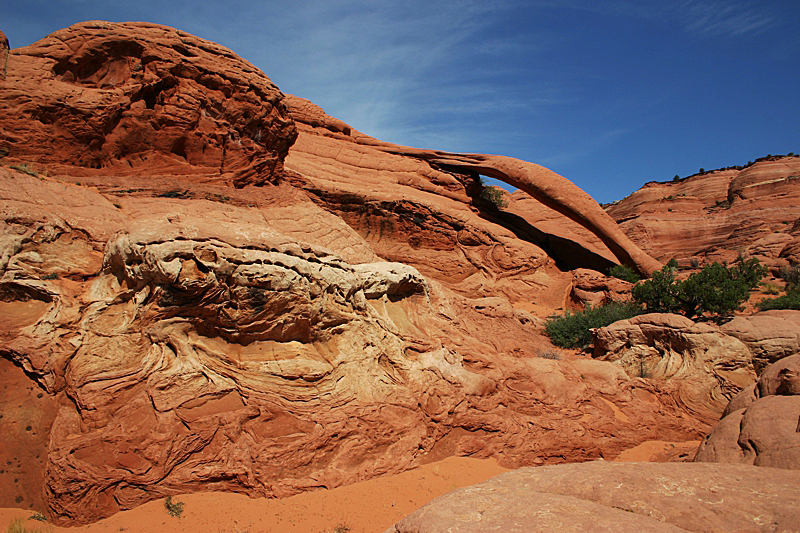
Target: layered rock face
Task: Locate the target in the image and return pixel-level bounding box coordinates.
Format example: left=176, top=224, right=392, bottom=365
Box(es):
left=593, top=311, right=800, bottom=418
left=0, top=21, right=297, bottom=186
left=386, top=462, right=800, bottom=533
left=0, top=167, right=705, bottom=524
left=0, top=22, right=697, bottom=525
left=605, top=157, right=800, bottom=268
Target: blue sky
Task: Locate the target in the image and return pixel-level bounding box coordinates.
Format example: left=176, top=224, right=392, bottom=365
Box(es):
left=5, top=0, right=799, bottom=203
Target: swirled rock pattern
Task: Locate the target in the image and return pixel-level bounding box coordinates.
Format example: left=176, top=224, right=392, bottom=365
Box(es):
left=0, top=168, right=706, bottom=524
left=0, top=21, right=716, bottom=526
left=592, top=313, right=757, bottom=418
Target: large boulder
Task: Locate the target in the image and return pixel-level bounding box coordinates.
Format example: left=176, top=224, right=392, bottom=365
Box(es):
left=720, top=310, right=800, bottom=373
left=385, top=461, right=800, bottom=533
left=695, top=353, right=800, bottom=469
left=0, top=21, right=297, bottom=186
left=592, top=313, right=756, bottom=418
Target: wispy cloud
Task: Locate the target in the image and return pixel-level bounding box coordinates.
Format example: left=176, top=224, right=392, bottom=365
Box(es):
left=677, top=0, right=776, bottom=36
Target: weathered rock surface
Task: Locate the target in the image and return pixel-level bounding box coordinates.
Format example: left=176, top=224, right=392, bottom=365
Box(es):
left=720, top=310, right=800, bottom=373
left=0, top=167, right=706, bottom=524
left=695, top=353, right=800, bottom=469
left=592, top=313, right=756, bottom=418
left=0, top=21, right=297, bottom=186
left=385, top=461, right=800, bottom=533
left=606, top=156, right=800, bottom=267
left=568, top=268, right=632, bottom=309
left=0, top=21, right=720, bottom=526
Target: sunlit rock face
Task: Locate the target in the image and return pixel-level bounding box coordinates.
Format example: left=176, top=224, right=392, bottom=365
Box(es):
left=0, top=22, right=707, bottom=526
left=605, top=156, right=800, bottom=269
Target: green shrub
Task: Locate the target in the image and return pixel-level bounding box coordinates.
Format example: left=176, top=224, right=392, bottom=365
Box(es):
left=5, top=518, right=52, bottom=533
left=778, top=264, right=800, bottom=290
left=608, top=264, right=640, bottom=283
left=10, top=163, right=38, bottom=176
left=480, top=185, right=508, bottom=208
left=545, top=301, right=644, bottom=349
left=632, top=258, right=767, bottom=319
left=757, top=288, right=800, bottom=311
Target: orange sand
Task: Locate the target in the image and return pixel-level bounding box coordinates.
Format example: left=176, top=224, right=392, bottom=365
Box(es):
left=0, top=456, right=508, bottom=533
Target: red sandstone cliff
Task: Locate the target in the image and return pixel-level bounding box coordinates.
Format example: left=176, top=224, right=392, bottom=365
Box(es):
left=605, top=156, right=800, bottom=269
left=0, top=21, right=750, bottom=526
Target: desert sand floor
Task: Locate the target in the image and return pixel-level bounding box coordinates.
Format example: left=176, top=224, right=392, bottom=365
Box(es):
left=0, top=456, right=508, bottom=533
left=0, top=440, right=699, bottom=533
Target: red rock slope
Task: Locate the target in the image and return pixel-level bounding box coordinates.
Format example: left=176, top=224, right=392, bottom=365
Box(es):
left=0, top=22, right=705, bottom=526
left=605, top=156, right=800, bottom=268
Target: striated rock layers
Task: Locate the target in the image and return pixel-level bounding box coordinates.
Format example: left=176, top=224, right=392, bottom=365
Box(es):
left=386, top=461, right=800, bottom=533
left=0, top=168, right=704, bottom=524
left=593, top=311, right=800, bottom=419
left=0, top=22, right=693, bottom=525
left=605, top=156, right=800, bottom=269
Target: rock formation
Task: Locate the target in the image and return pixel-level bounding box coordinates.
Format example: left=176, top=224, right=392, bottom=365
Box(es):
left=605, top=156, right=800, bottom=269
left=695, top=353, right=800, bottom=469
left=385, top=462, right=800, bottom=533
left=592, top=313, right=757, bottom=419
left=283, top=96, right=662, bottom=278
left=0, top=22, right=700, bottom=525
left=0, top=21, right=296, bottom=186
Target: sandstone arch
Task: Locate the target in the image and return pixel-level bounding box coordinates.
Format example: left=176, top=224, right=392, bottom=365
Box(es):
left=371, top=145, right=663, bottom=276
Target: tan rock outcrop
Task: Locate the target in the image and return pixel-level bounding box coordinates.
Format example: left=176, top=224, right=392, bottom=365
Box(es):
left=568, top=268, right=632, bottom=309
left=592, top=313, right=756, bottom=418
left=385, top=462, right=800, bottom=533
left=695, top=354, right=800, bottom=469
left=720, top=310, right=800, bottom=373
left=0, top=167, right=707, bottom=525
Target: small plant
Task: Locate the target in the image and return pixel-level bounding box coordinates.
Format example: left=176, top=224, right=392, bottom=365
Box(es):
left=331, top=525, right=351, bottom=533
left=757, top=288, right=800, bottom=311
left=689, top=258, right=700, bottom=269
left=761, top=282, right=780, bottom=295
left=480, top=185, right=508, bottom=208
left=536, top=350, right=561, bottom=360
left=10, top=163, right=38, bottom=177
left=672, top=174, right=680, bottom=182
left=778, top=264, right=800, bottom=290
left=545, top=301, right=644, bottom=349
left=164, top=496, right=184, bottom=518
left=28, top=514, right=46, bottom=523
left=5, top=517, right=52, bottom=533
left=607, top=264, right=640, bottom=283
left=41, top=273, right=58, bottom=280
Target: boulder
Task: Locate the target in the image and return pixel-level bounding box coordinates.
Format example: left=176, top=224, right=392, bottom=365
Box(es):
left=720, top=311, right=800, bottom=373
left=386, top=461, right=800, bottom=533
left=592, top=313, right=756, bottom=418
left=695, top=353, right=800, bottom=469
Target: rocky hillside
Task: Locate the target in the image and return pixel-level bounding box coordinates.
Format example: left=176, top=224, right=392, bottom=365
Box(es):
left=605, top=155, right=800, bottom=270
left=0, top=22, right=701, bottom=525
left=0, top=21, right=796, bottom=529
